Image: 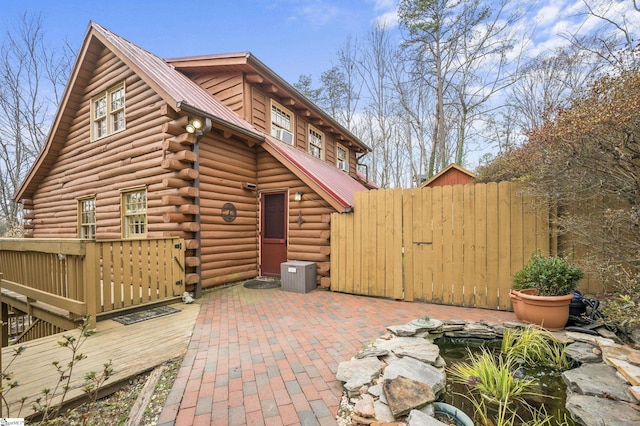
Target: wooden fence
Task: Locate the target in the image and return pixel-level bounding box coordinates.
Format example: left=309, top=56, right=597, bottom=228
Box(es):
left=331, top=182, right=557, bottom=310
left=0, top=238, right=185, bottom=343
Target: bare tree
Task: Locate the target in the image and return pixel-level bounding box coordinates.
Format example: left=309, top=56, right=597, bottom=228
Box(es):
left=0, top=13, right=72, bottom=231
left=293, top=73, right=322, bottom=103
left=356, top=24, right=404, bottom=188
left=565, top=0, right=640, bottom=70
left=398, top=0, right=526, bottom=176
left=318, top=36, right=363, bottom=130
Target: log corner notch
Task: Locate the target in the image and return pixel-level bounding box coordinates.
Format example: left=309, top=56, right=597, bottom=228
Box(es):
left=20, top=199, right=35, bottom=238
left=161, top=114, right=201, bottom=293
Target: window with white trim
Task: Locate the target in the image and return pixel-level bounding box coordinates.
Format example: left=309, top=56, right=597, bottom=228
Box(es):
left=336, top=143, right=349, bottom=172
left=122, top=189, right=147, bottom=238
left=92, top=82, right=125, bottom=141
left=270, top=101, right=295, bottom=145
left=308, top=125, right=324, bottom=159
left=78, top=197, right=96, bottom=240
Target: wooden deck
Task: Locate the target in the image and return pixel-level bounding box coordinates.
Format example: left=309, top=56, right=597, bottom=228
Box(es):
left=1, top=302, right=200, bottom=419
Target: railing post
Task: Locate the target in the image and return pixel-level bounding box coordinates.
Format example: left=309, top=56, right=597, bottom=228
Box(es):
left=83, top=242, right=98, bottom=328
left=0, top=273, right=7, bottom=348
left=0, top=273, right=3, bottom=415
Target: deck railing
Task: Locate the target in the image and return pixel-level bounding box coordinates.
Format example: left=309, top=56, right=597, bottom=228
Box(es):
left=0, top=238, right=185, bottom=340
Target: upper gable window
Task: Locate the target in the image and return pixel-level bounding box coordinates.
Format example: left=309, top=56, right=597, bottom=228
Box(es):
left=336, top=143, right=349, bottom=172
left=308, top=126, right=324, bottom=160
left=92, top=82, right=126, bottom=141
left=271, top=101, right=294, bottom=145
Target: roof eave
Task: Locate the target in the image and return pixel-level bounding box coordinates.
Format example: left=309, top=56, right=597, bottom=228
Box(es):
left=260, top=142, right=352, bottom=213
left=176, top=101, right=265, bottom=142
left=15, top=22, right=97, bottom=203
left=244, top=53, right=371, bottom=153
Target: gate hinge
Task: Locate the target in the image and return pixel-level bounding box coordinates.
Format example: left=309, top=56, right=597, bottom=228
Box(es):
left=175, top=280, right=183, bottom=286
left=174, top=243, right=182, bottom=249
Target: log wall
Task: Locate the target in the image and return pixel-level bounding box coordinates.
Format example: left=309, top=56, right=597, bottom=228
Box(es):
left=186, top=71, right=361, bottom=181
left=27, top=47, right=185, bottom=242
left=198, top=134, right=259, bottom=288
left=192, top=72, right=244, bottom=118
left=257, top=148, right=334, bottom=286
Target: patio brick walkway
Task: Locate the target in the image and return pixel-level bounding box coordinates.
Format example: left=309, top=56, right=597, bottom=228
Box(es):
left=158, top=284, right=516, bottom=426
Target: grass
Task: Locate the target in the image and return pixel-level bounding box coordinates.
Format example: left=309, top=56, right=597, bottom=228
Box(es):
left=501, top=326, right=572, bottom=370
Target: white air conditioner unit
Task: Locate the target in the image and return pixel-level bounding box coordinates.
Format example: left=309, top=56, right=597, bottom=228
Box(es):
left=274, top=128, right=294, bottom=145
left=338, top=160, right=348, bottom=172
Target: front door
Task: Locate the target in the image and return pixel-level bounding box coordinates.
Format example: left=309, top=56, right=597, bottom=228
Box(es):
left=260, top=192, right=287, bottom=276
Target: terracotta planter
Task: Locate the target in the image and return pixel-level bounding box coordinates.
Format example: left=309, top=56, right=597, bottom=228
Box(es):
left=517, top=291, right=574, bottom=330
left=509, top=288, right=539, bottom=322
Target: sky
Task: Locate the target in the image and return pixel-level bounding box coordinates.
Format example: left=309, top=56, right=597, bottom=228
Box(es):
left=3, top=0, right=638, bottom=86
left=1, top=0, right=400, bottom=84
left=2, top=0, right=639, bottom=170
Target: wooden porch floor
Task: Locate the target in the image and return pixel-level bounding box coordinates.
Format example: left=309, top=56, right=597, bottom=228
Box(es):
left=1, top=302, right=200, bottom=419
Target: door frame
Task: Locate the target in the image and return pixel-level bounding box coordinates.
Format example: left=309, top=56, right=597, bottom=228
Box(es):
left=259, top=190, right=288, bottom=277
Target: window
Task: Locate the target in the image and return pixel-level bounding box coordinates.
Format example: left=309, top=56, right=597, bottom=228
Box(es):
left=122, top=189, right=147, bottom=238
left=308, top=126, right=324, bottom=159
left=78, top=198, right=96, bottom=240
left=336, top=143, right=349, bottom=172
left=92, top=82, right=125, bottom=140
left=271, top=101, right=294, bottom=145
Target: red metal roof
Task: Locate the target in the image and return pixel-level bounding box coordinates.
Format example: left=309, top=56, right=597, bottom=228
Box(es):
left=263, top=137, right=366, bottom=209
left=92, top=23, right=258, bottom=135
left=92, top=22, right=369, bottom=209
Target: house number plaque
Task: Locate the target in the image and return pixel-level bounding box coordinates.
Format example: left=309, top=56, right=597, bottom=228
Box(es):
left=221, top=202, right=237, bottom=222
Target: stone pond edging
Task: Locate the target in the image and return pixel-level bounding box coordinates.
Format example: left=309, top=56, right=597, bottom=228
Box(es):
left=336, top=317, right=640, bottom=426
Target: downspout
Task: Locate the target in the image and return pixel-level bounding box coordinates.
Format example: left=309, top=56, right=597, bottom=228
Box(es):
left=193, top=138, right=202, bottom=299
left=356, top=151, right=370, bottom=185
left=192, top=118, right=211, bottom=299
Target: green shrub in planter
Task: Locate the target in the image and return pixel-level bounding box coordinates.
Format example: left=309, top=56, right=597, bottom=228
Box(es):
left=512, top=253, right=583, bottom=297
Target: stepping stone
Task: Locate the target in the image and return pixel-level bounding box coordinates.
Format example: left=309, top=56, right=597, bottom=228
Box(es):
left=566, top=394, right=640, bottom=426
left=407, top=409, right=450, bottom=426
left=565, top=342, right=602, bottom=363
left=562, top=363, right=636, bottom=403
left=336, top=357, right=385, bottom=391
left=383, top=375, right=435, bottom=417
left=383, top=356, right=446, bottom=396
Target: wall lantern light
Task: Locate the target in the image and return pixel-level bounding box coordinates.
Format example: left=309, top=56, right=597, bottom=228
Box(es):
left=294, top=191, right=303, bottom=201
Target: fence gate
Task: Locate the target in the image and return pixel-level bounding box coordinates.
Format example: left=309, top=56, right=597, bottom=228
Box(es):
left=330, top=182, right=551, bottom=310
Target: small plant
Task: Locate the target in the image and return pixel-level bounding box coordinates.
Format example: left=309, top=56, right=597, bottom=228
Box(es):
left=0, top=343, right=27, bottom=417
left=448, top=347, right=535, bottom=405
left=501, top=326, right=571, bottom=370
left=448, top=345, right=575, bottom=426
left=448, top=348, right=538, bottom=426
left=513, top=253, right=583, bottom=296
left=28, top=316, right=112, bottom=424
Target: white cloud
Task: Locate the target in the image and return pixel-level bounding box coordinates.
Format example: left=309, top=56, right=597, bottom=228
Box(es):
left=535, top=5, right=564, bottom=27
left=290, top=0, right=339, bottom=27
left=370, top=0, right=399, bottom=28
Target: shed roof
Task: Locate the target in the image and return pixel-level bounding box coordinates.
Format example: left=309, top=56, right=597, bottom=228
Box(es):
left=419, top=163, right=477, bottom=188
left=16, top=22, right=366, bottom=212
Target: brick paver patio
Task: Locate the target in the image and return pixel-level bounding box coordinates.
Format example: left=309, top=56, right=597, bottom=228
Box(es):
left=158, top=283, right=516, bottom=425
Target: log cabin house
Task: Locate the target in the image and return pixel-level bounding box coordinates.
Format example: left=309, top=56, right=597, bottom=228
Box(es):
left=14, top=22, right=372, bottom=297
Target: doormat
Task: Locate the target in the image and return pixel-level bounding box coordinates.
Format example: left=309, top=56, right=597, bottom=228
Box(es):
left=244, top=279, right=281, bottom=289
left=111, top=305, right=180, bottom=326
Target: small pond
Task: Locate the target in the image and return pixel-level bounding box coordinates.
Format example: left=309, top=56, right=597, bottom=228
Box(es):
left=437, top=337, right=576, bottom=425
